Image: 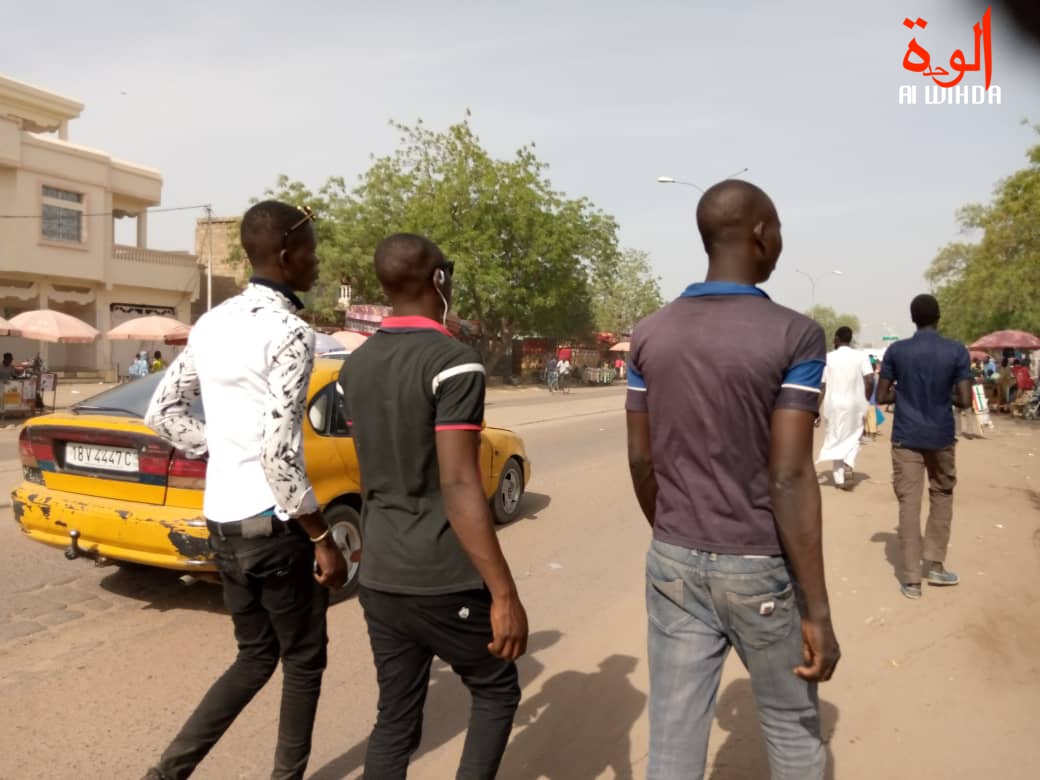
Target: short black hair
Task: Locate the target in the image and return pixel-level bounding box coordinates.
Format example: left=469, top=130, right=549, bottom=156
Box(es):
left=835, top=326, right=853, bottom=344
left=154, top=350, right=162, bottom=359
left=374, top=233, right=445, bottom=299
left=240, top=200, right=309, bottom=266
left=2, top=352, right=11, bottom=362
left=910, top=294, right=941, bottom=327
left=696, top=180, right=777, bottom=254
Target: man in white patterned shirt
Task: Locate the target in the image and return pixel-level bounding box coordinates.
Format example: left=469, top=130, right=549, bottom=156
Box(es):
left=142, top=201, right=346, bottom=780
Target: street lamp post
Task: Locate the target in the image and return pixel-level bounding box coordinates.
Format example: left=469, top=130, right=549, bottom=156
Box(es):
left=795, top=268, right=843, bottom=309
left=657, top=168, right=750, bottom=194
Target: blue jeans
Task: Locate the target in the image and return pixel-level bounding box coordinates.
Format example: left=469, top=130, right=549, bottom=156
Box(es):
left=646, top=539, right=824, bottom=780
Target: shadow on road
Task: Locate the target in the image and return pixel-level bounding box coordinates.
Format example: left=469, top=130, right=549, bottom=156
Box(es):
left=710, top=679, right=839, bottom=780
left=499, top=654, right=646, bottom=779
left=97, top=564, right=226, bottom=613
left=511, top=492, right=551, bottom=524
left=308, top=630, right=564, bottom=780
left=816, top=471, right=874, bottom=491
left=870, top=530, right=902, bottom=583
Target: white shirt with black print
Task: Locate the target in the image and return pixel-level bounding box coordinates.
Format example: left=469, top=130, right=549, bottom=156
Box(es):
left=145, top=280, right=320, bottom=523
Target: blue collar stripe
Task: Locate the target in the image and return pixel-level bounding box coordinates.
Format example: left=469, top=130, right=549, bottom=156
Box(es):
left=680, top=281, right=769, bottom=299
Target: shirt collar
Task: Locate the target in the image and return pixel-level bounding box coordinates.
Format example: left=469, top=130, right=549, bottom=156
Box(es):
left=248, top=277, right=305, bottom=311
left=680, top=281, right=770, bottom=299
left=380, top=315, right=453, bottom=338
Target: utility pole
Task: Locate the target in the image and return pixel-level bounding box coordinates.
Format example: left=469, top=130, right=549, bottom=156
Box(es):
left=204, top=204, right=213, bottom=312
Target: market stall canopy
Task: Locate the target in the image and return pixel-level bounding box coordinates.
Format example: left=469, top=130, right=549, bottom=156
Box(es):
left=331, top=331, right=369, bottom=351
left=106, top=315, right=191, bottom=342
left=0, top=315, right=18, bottom=336
left=969, top=330, right=1040, bottom=350
left=8, top=310, right=98, bottom=343
left=610, top=342, right=631, bottom=352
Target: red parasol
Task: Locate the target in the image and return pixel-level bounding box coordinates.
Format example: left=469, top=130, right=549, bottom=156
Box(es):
left=969, top=330, right=1040, bottom=350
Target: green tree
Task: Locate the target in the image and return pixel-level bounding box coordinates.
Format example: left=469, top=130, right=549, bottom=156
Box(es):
left=925, top=124, right=1040, bottom=342
left=805, top=305, right=862, bottom=343
left=258, top=116, right=622, bottom=369
left=590, top=248, right=663, bottom=334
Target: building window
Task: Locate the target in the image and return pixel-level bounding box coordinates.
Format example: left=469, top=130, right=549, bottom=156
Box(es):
left=41, top=186, right=85, bottom=243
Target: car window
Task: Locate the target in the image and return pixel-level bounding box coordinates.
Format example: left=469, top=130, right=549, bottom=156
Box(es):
left=308, top=382, right=350, bottom=437
left=73, top=371, right=205, bottom=420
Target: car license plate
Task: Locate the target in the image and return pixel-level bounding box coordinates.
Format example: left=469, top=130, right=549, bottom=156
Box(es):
left=65, top=443, right=139, bottom=473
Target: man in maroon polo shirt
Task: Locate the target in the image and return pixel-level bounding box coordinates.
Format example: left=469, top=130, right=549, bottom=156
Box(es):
left=627, top=180, right=841, bottom=779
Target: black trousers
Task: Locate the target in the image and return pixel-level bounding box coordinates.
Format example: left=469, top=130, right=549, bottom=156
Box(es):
left=359, top=586, right=521, bottom=780
left=155, top=530, right=329, bottom=780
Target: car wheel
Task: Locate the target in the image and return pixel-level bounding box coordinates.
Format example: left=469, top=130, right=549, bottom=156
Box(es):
left=325, top=503, right=362, bottom=600
left=492, top=459, right=525, bottom=525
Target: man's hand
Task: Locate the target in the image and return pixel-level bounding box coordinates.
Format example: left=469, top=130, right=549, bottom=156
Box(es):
left=296, top=510, right=348, bottom=590
left=795, top=616, right=841, bottom=682
left=488, top=591, right=529, bottom=661
left=313, top=537, right=348, bottom=590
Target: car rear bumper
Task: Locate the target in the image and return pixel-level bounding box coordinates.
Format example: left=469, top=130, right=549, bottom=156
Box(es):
left=11, top=485, right=216, bottom=572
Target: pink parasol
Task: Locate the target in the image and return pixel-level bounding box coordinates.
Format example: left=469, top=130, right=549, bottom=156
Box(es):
left=8, top=309, right=98, bottom=343
left=969, top=330, right=1040, bottom=350
left=331, top=331, right=369, bottom=351
left=107, top=315, right=191, bottom=342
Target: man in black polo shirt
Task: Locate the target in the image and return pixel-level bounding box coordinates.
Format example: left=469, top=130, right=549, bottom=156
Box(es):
left=340, top=233, right=528, bottom=779
left=627, top=180, right=840, bottom=779
left=876, top=294, right=972, bottom=600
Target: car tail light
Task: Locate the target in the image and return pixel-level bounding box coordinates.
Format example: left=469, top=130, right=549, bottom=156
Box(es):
left=168, top=452, right=207, bottom=490
left=18, top=428, right=50, bottom=485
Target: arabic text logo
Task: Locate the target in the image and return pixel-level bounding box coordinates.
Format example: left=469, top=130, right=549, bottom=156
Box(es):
left=899, top=6, right=1001, bottom=105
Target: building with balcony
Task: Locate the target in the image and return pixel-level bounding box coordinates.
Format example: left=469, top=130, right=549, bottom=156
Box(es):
left=0, top=74, right=199, bottom=378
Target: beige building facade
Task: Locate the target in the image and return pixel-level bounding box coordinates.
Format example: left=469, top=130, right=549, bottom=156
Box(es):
left=0, top=75, right=198, bottom=378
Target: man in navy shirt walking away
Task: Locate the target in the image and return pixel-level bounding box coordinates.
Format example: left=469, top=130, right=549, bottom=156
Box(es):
left=876, top=294, right=973, bottom=600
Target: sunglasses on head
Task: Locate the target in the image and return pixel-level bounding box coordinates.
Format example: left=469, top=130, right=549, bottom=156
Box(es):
left=282, top=205, right=316, bottom=250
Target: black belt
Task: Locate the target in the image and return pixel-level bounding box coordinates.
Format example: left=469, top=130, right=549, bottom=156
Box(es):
left=206, top=516, right=301, bottom=540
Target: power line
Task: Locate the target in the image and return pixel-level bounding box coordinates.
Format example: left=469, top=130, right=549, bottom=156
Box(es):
left=0, top=203, right=211, bottom=220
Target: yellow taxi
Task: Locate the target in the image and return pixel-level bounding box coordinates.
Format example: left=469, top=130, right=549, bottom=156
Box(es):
left=11, top=357, right=531, bottom=595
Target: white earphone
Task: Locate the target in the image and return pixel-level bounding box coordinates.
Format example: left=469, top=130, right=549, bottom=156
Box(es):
left=433, top=269, right=448, bottom=326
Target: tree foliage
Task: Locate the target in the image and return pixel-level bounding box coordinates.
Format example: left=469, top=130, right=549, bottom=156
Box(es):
left=590, top=248, right=663, bottom=334
left=804, top=305, right=862, bottom=343
left=926, top=124, right=1040, bottom=342
left=257, top=116, right=632, bottom=368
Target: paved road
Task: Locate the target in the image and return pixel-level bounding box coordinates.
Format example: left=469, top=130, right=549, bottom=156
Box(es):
left=1, top=389, right=1038, bottom=778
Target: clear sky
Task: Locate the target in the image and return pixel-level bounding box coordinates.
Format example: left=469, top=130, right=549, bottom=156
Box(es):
left=4, top=0, right=1038, bottom=343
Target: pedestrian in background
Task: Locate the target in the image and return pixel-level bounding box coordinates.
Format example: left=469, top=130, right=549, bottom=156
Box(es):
left=626, top=180, right=840, bottom=779
left=340, top=233, right=528, bottom=779
left=816, top=326, right=874, bottom=489
left=129, top=351, right=149, bottom=379
left=144, top=201, right=346, bottom=780
left=876, top=294, right=972, bottom=600
left=150, top=350, right=166, bottom=373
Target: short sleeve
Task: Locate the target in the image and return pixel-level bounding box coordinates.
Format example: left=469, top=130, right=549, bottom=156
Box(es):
left=880, top=348, right=897, bottom=381
left=954, top=345, right=972, bottom=383
left=776, top=321, right=826, bottom=413
left=625, top=327, right=648, bottom=413
left=433, top=351, right=486, bottom=431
